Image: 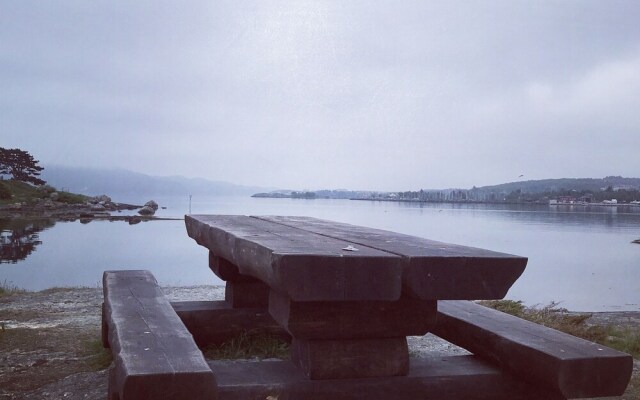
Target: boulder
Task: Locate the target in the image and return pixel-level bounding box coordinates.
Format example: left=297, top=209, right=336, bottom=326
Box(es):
left=93, top=195, right=112, bottom=204
left=138, top=206, right=155, bottom=216
left=49, top=192, right=60, bottom=201
left=144, top=200, right=159, bottom=211
left=91, top=204, right=107, bottom=212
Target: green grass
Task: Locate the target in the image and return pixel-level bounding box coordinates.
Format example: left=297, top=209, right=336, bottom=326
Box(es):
left=607, top=327, right=640, bottom=358
left=0, top=180, right=39, bottom=204
left=480, top=300, right=640, bottom=358
left=83, top=338, right=112, bottom=371
left=202, top=331, right=290, bottom=360
left=0, top=179, right=89, bottom=205
left=56, top=191, right=88, bottom=204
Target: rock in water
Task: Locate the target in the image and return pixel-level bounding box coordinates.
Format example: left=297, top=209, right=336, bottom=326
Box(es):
left=632, top=239, right=640, bottom=244
left=144, top=200, right=159, bottom=211
left=138, top=206, right=155, bottom=216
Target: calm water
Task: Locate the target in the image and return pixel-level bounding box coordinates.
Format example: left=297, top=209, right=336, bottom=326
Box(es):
left=1, top=196, right=639, bottom=312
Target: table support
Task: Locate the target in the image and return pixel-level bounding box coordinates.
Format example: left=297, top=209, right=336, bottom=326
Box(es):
left=292, top=337, right=409, bottom=379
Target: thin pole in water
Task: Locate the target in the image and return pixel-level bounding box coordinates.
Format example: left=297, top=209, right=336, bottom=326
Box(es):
left=189, top=194, right=192, bottom=214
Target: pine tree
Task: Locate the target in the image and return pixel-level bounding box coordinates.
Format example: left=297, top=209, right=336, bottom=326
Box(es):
left=0, top=147, right=46, bottom=186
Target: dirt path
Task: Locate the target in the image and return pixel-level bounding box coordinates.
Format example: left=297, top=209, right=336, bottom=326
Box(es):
left=1, top=287, right=638, bottom=399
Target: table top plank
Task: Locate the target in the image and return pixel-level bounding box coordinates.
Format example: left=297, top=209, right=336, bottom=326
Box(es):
left=255, top=216, right=527, bottom=300
left=185, top=215, right=402, bottom=301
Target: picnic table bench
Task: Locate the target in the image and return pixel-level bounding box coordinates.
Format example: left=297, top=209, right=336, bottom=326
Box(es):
left=102, top=215, right=633, bottom=399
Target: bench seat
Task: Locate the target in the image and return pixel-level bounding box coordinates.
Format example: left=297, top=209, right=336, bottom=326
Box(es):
left=433, top=300, right=633, bottom=398
left=102, top=270, right=217, bottom=400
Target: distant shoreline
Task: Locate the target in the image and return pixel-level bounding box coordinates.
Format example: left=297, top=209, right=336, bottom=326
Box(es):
left=349, top=197, right=640, bottom=208
left=251, top=193, right=640, bottom=208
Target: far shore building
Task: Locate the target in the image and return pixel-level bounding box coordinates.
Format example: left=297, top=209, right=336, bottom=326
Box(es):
left=577, top=194, right=593, bottom=203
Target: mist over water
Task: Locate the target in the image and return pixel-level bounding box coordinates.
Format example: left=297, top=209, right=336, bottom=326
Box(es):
left=1, top=196, right=639, bottom=312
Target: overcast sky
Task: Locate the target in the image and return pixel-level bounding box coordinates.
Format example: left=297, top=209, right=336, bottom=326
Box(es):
left=1, top=1, right=639, bottom=191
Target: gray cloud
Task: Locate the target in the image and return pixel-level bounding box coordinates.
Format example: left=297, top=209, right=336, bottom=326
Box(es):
left=2, top=0, right=639, bottom=190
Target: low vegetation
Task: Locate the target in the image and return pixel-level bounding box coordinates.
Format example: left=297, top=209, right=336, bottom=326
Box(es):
left=0, top=326, right=109, bottom=393
left=480, top=300, right=640, bottom=358
left=0, top=180, right=88, bottom=205
left=202, top=331, right=290, bottom=360
left=0, top=280, right=24, bottom=298
left=84, top=338, right=113, bottom=371
left=0, top=181, right=11, bottom=200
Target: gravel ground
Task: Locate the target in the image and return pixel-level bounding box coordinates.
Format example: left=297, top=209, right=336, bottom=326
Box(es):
left=0, top=287, right=637, bottom=399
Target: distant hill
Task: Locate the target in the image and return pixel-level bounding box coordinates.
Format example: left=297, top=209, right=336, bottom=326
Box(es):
left=474, top=176, right=640, bottom=194
left=389, top=176, right=640, bottom=203
left=41, top=165, right=267, bottom=197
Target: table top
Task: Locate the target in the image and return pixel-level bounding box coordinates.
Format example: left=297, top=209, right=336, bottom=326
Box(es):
left=185, top=215, right=527, bottom=302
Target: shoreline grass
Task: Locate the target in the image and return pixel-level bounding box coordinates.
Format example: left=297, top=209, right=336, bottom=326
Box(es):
left=0, top=279, right=25, bottom=297
left=480, top=300, right=640, bottom=358
left=0, top=180, right=89, bottom=206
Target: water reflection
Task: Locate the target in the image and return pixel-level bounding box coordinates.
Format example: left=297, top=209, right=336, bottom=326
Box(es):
left=0, top=218, right=56, bottom=264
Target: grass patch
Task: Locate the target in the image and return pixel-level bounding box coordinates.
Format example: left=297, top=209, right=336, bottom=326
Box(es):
left=202, top=331, right=290, bottom=360
left=479, top=299, right=526, bottom=316
left=56, top=191, right=89, bottom=204
left=0, top=326, right=110, bottom=392
left=39, top=286, right=82, bottom=294
left=480, top=300, right=640, bottom=358
left=0, top=280, right=24, bottom=297
left=0, top=180, right=40, bottom=205
left=607, top=327, right=640, bottom=358
left=83, top=338, right=112, bottom=371
left=0, top=179, right=89, bottom=205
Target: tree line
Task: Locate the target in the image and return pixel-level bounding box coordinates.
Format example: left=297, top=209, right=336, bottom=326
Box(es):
left=395, top=186, right=640, bottom=204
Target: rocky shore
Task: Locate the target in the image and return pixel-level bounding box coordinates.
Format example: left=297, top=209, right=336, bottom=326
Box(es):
left=0, top=287, right=638, bottom=400
left=0, top=195, right=176, bottom=224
